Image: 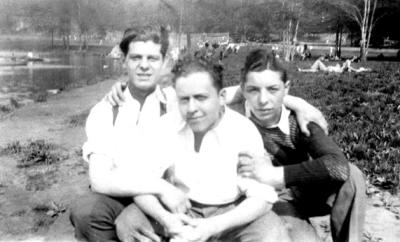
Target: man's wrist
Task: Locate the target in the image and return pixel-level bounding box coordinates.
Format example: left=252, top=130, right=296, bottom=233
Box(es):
left=273, top=166, right=285, bottom=188
left=156, top=180, right=175, bottom=197
left=203, top=217, right=224, bottom=236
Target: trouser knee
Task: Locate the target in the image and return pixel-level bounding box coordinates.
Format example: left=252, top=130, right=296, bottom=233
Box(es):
left=343, top=164, right=366, bottom=198
left=69, top=193, right=128, bottom=242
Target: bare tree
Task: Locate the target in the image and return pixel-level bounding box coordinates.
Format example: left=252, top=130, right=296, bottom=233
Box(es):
left=326, top=0, right=381, bottom=61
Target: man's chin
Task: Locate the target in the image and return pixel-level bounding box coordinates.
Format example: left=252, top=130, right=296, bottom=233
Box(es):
left=131, top=81, right=157, bottom=91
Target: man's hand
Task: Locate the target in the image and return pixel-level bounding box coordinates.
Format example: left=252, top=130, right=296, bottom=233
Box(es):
left=294, top=102, right=328, bottom=136
left=115, top=203, right=161, bottom=242
left=175, top=218, right=219, bottom=242
left=105, top=81, right=127, bottom=106
left=284, top=95, right=328, bottom=136
left=237, top=151, right=284, bottom=188
left=158, top=184, right=191, bottom=214
left=159, top=213, right=190, bottom=237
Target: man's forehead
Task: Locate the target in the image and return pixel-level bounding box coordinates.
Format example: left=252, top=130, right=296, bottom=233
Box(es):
left=127, top=40, right=162, bottom=56
left=175, top=72, right=218, bottom=96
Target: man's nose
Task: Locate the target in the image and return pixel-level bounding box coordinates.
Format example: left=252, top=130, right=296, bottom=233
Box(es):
left=139, top=58, right=149, bottom=70
left=187, top=99, right=197, bottom=113
left=258, top=89, right=270, bottom=105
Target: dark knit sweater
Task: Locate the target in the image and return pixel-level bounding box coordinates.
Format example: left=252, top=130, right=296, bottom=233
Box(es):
left=250, top=113, right=350, bottom=187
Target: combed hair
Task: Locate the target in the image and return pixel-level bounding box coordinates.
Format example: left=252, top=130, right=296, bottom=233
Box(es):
left=119, top=25, right=169, bottom=58
left=241, top=49, right=288, bottom=84
left=171, top=55, right=224, bottom=91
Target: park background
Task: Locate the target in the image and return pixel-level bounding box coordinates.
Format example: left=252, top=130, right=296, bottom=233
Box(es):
left=0, top=0, right=400, bottom=241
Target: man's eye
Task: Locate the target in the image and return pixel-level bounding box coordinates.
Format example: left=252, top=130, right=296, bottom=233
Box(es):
left=179, top=98, right=189, bottom=103
left=246, top=88, right=259, bottom=93
left=131, top=56, right=141, bottom=61
left=196, top=96, right=207, bottom=101
left=148, top=56, right=159, bottom=61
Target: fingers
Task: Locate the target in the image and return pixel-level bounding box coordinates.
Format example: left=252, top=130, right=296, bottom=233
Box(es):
left=116, top=82, right=127, bottom=105
left=239, top=171, right=253, bottom=178
left=109, top=81, right=127, bottom=106
left=321, top=119, right=329, bottom=135
left=139, top=228, right=161, bottom=242
left=107, top=91, right=117, bottom=106
left=238, top=150, right=256, bottom=159
left=299, top=122, right=311, bottom=137
left=177, top=214, right=197, bottom=227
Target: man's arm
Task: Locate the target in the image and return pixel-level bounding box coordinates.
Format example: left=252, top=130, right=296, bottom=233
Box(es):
left=223, top=85, right=328, bottom=136
left=283, top=95, right=328, bottom=136
left=134, top=195, right=187, bottom=236
left=88, top=153, right=177, bottom=197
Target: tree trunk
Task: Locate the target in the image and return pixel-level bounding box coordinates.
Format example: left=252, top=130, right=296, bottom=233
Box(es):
left=283, top=19, right=292, bottom=61
left=51, top=29, right=54, bottom=49
left=186, top=32, right=191, bottom=52
left=338, top=26, right=343, bottom=58
left=293, top=20, right=299, bottom=43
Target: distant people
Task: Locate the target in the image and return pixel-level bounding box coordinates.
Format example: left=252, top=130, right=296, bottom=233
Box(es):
left=298, top=56, right=371, bottom=73
left=195, top=42, right=213, bottom=60
left=301, top=44, right=311, bottom=60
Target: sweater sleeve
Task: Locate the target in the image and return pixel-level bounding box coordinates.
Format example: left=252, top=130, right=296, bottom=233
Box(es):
left=284, top=122, right=350, bottom=187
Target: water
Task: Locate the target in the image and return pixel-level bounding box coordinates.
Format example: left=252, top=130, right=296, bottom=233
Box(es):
left=0, top=51, right=122, bottom=107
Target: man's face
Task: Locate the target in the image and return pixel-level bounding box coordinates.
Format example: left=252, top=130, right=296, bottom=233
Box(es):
left=243, top=69, right=289, bottom=126
left=175, top=71, right=224, bottom=135
left=124, top=41, right=164, bottom=92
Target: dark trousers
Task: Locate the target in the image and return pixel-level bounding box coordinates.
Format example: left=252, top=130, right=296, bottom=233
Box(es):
left=274, top=164, right=366, bottom=242
left=69, top=192, right=133, bottom=242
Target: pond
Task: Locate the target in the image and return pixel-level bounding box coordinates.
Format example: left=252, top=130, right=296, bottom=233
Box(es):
left=0, top=50, right=122, bottom=108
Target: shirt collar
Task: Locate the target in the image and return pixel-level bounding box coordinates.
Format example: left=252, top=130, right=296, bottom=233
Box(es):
left=269, top=105, right=291, bottom=135
left=123, top=84, right=166, bottom=104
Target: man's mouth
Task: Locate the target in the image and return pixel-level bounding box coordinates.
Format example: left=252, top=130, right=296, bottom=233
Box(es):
left=257, top=108, right=273, bottom=112
left=137, top=73, right=152, bottom=79
left=187, top=116, right=204, bottom=123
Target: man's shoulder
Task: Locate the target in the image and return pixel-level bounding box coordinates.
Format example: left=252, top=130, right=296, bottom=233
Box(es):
left=223, top=108, right=259, bottom=135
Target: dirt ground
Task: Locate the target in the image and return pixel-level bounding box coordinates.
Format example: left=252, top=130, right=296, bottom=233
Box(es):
left=0, top=77, right=399, bottom=241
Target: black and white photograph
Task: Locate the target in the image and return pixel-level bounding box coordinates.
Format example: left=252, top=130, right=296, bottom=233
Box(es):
left=0, top=0, right=399, bottom=241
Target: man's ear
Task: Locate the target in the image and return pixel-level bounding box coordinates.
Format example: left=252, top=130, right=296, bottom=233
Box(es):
left=284, top=81, right=290, bottom=95
left=219, top=88, right=227, bottom=104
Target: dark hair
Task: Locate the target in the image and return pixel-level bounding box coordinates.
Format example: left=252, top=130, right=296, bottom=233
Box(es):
left=171, top=55, right=224, bottom=91
left=119, top=25, right=169, bottom=58
left=241, top=49, right=288, bottom=84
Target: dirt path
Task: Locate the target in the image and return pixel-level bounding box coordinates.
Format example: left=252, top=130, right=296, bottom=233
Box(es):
left=0, top=77, right=399, bottom=241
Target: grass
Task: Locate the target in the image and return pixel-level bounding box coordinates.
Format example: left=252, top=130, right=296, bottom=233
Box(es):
left=1, top=140, right=67, bottom=168
left=68, top=109, right=90, bottom=127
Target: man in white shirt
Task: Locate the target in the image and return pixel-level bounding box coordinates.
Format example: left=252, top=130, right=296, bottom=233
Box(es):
left=115, top=56, right=291, bottom=242
left=70, top=26, right=189, bottom=242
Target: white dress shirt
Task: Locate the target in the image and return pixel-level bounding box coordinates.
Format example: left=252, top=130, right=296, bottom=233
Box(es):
left=145, top=107, right=278, bottom=205
left=82, top=85, right=176, bottom=173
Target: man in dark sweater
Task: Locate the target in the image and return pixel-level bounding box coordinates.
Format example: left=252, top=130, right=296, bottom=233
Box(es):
left=236, top=49, right=366, bottom=242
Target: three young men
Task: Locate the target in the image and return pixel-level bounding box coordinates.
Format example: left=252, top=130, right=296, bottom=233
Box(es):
left=70, top=25, right=362, bottom=242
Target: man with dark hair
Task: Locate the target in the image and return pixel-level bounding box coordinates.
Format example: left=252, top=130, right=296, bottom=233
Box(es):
left=69, top=25, right=186, bottom=242
left=238, top=49, right=366, bottom=242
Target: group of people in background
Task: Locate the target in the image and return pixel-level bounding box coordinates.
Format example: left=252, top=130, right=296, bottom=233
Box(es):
left=69, top=25, right=366, bottom=242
